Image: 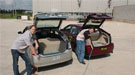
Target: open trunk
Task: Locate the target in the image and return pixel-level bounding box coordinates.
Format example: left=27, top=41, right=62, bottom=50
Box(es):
left=37, top=30, right=67, bottom=55
left=89, top=30, right=110, bottom=47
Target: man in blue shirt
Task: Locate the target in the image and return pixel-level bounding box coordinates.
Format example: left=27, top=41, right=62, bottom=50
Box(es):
left=11, top=25, right=39, bottom=75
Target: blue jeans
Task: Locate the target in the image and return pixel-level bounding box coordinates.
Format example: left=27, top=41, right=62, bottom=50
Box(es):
left=76, top=40, right=85, bottom=63
left=11, top=50, right=32, bottom=75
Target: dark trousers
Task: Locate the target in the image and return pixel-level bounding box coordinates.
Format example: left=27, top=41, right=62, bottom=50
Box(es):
left=11, top=49, right=32, bottom=75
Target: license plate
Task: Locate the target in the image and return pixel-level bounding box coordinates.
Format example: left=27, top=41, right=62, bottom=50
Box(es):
left=53, top=56, right=60, bottom=60
left=101, top=48, right=107, bottom=51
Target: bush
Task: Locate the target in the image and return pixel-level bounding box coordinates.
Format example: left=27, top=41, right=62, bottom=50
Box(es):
left=0, top=13, right=32, bottom=19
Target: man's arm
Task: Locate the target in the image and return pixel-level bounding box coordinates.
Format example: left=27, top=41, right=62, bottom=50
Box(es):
left=29, top=45, right=39, bottom=59
left=29, top=45, right=38, bottom=55
left=32, top=33, right=39, bottom=49
left=87, top=39, right=94, bottom=49
left=34, top=39, right=39, bottom=49
left=84, top=31, right=94, bottom=49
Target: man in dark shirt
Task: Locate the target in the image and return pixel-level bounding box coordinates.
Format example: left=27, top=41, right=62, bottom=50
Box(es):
left=76, top=28, right=94, bottom=64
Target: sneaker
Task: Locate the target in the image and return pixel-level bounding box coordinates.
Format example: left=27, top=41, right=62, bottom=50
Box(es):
left=81, top=61, right=85, bottom=64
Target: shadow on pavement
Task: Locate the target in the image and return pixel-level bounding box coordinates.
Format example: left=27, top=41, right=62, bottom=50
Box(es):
left=20, top=59, right=73, bottom=75
left=85, top=53, right=111, bottom=60
left=33, top=59, right=73, bottom=73
left=20, top=69, right=26, bottom=75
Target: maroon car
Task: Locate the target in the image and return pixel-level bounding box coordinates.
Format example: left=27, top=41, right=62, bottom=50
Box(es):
left=61, top=14, right=114, bottom=56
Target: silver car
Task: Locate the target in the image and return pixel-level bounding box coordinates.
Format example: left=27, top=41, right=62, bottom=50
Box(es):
left=19, top=14, right=72, bottom=67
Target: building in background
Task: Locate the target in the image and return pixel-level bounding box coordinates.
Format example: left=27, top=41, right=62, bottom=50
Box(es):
left=33, top=0, right=135, bottom=18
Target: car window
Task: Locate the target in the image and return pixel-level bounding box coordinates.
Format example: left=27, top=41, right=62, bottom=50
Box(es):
left=70, top=26, right=80, bottom=35
left=64, top=26, right=72, bottom=33
left=36, top=20, right=60, bottom=28
left=86, top=18, right=103, bottom=26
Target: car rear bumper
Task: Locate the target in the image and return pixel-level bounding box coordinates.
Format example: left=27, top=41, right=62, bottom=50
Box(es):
left=31, top=50, right=72, bottom=67
left=85, top=43, right=114, bottom=56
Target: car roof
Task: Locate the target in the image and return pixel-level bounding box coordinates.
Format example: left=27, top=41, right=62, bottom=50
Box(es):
left=87, top=13, right=111, bottom=19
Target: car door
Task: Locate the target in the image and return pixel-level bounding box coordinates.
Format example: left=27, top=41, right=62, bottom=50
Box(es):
left=61, top=25, right=73, bottom=42
left=61, top=25, right=81, bottom=49
left=69, top=26, right=80, bottom=50
left=61, top=25, right=72, bottom=35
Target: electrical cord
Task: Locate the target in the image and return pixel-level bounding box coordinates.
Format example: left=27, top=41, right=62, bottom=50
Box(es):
left=82, top=48, right=93, bottom=75
left=32, top=53, right=39, bottom=75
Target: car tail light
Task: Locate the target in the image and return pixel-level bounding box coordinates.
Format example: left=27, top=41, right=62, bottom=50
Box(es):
left=67, top=42, right=72, bottom=50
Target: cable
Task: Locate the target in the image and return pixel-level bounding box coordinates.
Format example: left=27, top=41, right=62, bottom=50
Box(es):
left=34, top=59, right=38, bottom=75
left=32, top=53, right=39, bottom=75
left=82, top=48, right=93, bottom=75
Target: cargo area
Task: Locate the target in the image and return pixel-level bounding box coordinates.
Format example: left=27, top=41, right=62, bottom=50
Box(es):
left=36, top=30, right=67, bottom=55
left=90, top=30, right=110, bottom=47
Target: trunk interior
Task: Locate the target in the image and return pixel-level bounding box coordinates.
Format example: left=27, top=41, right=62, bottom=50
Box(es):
left=36, top=30, right=67, bottom=55
left=89, top=30, right=110, bottom=47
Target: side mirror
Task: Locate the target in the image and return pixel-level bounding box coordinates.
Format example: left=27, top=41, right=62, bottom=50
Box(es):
left=18, top=31, right=23, bottom=34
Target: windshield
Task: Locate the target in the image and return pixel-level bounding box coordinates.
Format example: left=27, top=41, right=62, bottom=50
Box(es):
left=86, top=18, right=103, bottom=26
left=36, top=20, right=60, bottom=28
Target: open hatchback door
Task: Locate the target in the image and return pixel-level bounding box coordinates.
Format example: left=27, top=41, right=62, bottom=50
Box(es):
left=82, top=13, right=111, bottom=28
left=34, top=14, right=66, bottom=29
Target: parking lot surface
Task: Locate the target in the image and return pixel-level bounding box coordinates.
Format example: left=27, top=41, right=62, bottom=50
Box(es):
left=0, top=19, right=135, bottom=75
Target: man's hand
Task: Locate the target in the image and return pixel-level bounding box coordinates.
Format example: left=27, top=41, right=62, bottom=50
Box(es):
left=91, top=46, right=94, bottom=50
left=29, top=45, right=39, bottom=59
left=32, top=52, right=40, bottom=60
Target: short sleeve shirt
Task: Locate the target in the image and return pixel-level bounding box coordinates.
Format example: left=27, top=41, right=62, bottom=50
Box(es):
left=11, top=30, right=33, bottom=53
left=77, top=29, right=89, bottom=40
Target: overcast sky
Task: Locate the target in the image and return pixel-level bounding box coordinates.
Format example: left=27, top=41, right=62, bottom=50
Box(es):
left=0, top=0, right=32, bottom=10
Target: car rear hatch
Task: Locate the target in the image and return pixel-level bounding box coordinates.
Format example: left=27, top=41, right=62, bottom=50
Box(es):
left=34, top=14, right=66, bottom=29
left=34, top=14, right=70, bottom=55
left=83, top=14, right=113, bottom=56
left=82, top=13, right=111, bottom=29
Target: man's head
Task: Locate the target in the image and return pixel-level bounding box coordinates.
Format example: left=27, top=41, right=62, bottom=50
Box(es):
left=29, top=25, right=37, bottom=34
left=88, top=28, right=94, bottom=33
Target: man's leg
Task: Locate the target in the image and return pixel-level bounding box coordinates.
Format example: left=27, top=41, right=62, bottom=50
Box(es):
left=76, top=40, right=79, bottom=57
left=76, top=40, right=82, bottom=62
left=11, top=50, right=20, bottom=75
left=20, top=53, right=32, bottom=75
left=80, top=41, right=85, bottom=63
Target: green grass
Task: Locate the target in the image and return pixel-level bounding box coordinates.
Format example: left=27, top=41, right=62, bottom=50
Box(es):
left=0, top=13, right=32, bottom=19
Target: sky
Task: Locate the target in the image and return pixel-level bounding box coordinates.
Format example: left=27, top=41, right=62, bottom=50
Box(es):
left=0, top=0, right=32, bottom=10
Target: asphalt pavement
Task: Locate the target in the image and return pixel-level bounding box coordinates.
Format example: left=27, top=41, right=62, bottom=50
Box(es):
left=0, top=19, right=135, bottom=75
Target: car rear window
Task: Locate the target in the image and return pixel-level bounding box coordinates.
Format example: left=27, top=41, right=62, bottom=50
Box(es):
left=86, top=18, right=103, bottom=26
left=36, top=20, right=60, bottom=28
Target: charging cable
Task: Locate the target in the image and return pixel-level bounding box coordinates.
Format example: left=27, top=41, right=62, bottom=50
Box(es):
left=82, top=48, right=93, bottom=75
